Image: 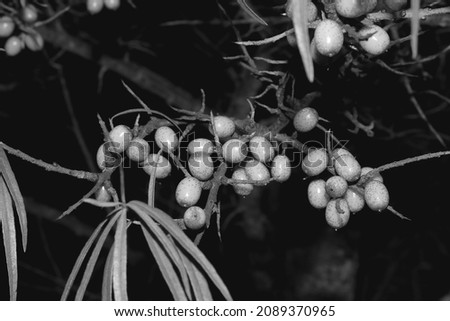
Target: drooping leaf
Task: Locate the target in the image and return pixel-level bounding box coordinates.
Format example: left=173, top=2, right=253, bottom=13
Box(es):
left=127, top=201, right=232, bottom=300
left=102, top=243, right=115, bottom=301
left=141, top=226, right=188, bottom=300
left=411, top=0, right=420, bottom=58
left=0, top=177, right=18, bottom=300
left=291, top=0, right=314, bottom=82
left=112, top=210, right=128, bottom=301
left=0, top=147, right=27, bottom=251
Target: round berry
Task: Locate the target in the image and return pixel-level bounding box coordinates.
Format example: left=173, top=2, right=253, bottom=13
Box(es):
left=231, top=168, right=254, bottom=196
left=271, top=155, right=291, bottom=183
left=222, top=138, right=248, bottom=163
left=22, top=32, right=44, bottom=51
left=104, top=0, right=121, bottom=10
left=0, top=16, right=15, bottom=38
left=307, top=179, right=330, bottom=209
left=154, top=126, right=178, bottom=152
left=383, top=0, right=407, bottom=12
left=245, top=159, right=270, bottom=185
left=187, top=138, right=214, bottom=155
left=326, top=175, right=348, bottom=198
left=212, top=116, right=235, bottom=138
left=109, top=125, right=132, bottom=153
left=126, top=137, right=150, bottom=163
left=293, top=107, right=319, bottom=132
left=344, top=186, right=365, bottom=213
left=302, top=148, right=328, bottom=176
left=183, top=206, right=206, bottom=230
left=334, top=154, right=361, bottom=182
left=5, top=36, right=23, bottom=56
left=87, top=0, right=104, bottom=14
left=96, top=143, right=121, bottom=170
left=325, top=199, right=350, bottom=229
left=175, top=177, right=202, bottom=207
left=286, top=0, right=318, bottom=22
left=331, top=148, right=352, bottom=160
left=22, top=5, right=38, bottom=23
left=188, top=154, right=214, bottom=181
left=335, top=0, right=377, bottom=18
left=314, top=19, right=344, bottom=57
left=249, top=136, right=275, bottom=163
left=358, top=25, right=390, bottom=56
left=95, top=185, right=111, bottom=202
left=364, top=180, right=389, bottom=211
left=143, top=154, right=172, bottom=179
left=360, top=167, right=383, bottom=183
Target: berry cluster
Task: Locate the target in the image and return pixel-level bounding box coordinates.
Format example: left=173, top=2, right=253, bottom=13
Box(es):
left=86, top=0, right=121, bottom=15
left=0, top=5, right=43, bottom=57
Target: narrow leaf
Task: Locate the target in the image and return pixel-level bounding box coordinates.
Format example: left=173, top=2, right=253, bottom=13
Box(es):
left=0, top=177, right=18, bottom=300
left=128, top=201, right=232, bottom=300
left=83, top=198, right=122, bottom=208
left=141, top=226, right=187, bottom=300
left=168, top=236, right=193, bottom=300
left=291, top=0, right=314, bottom=82
left=112, top=210, right=128, bottom=301
left=237, top=0, right=268, bottom=26
left=0, top=147, right=27, bottom=251
left=411, top=0, right=420, bottom=58
left=102, top=243, right=115, bottom=301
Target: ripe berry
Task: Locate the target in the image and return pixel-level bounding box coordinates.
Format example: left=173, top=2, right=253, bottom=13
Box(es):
left=0, top=16, right=15, bottom=38
left=188, top=154, right=214, bottom=181
left=310, top=37, right=341, bottom=66
left=96, top=143, right=121, bottom=170
left=307, top=179, right=330, bottom=209
left=326, top=175, right=348, bottom=198
left=245, top=159, right=270, bottom=185
left=104, top=0, right=121, bottom=10
left=126, top=137, right=150, bottom=163
left=175, top=177, right=202, bottom=207
left=271, top=155, right=291, bottom=183
left=5, top=36, right=23, bottom=56
left=334, top=154, right=361, bottom=182
left=143, top=154, right=172, bottom=179
left=232, top=168, right=254, bottom=196
left=314, top=19, right=344, bottom=57
left=335, top=0, right=377, bottom=18
left=95, top=185, right=111, bottom=202
left=331, top=148, right=352, bottom=160
left=212, top=116, right=235, bottom=138
left=286, top=0, right=318, bottom=22
left=222, top=138, right=248, bottom=163
left=364, top=180, right=389, bottom=211
left=109, top=125, right=132, bottom=153
left=293, top=107, right=319, bottom=132
left=183, top=206, right=206, bottom=230
left=358, top=25, right=390, bottom=56
left=22, top=32, right=44, bottom=51
left=187, top=138, right=214, bottom=155
left=154, top=126, right=178, bottom=152
left=325, top=199, right=350, bottom=229
left=302, top=148, right=328, bottom=176
left=22, top=5, right=38, bottom=23
left=360, top=167, right=383, bottom=183
left=87, top=0, right=104, bottom=14
left=344, top=186, right=365, bottom=213
left=249, top=136, right=275, bottom=163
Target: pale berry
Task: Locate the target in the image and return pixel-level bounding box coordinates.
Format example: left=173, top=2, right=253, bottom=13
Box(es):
left=22, top=32, right=44, bottom=51
left=0, top=16, right=15, bottom=38
left=96, top=142, right=121, bottom=170
left=5, top=36, right=23, bottom=56
left=249, top=136, right=275, bottom=163
left=302, top=148, right=328, bottom=176
left=293, top=107, right=319, bottom=132
left=359, top=25, right=390, bottom=56
left=245, top=159, right=270, bottom=185
left=286, top=0, right=318, bottom=22
left=271, top=155, right=291, bottom=183
left=232, top=168, right=254, bottom=196
left=183, top=206, right=206, bottom=230
left=335, top=0, right=377, bottom=18
left=95, top=185, right=111, bottom=202
left=154, top=126, right=178, bottom=152
left=22, top=5, right=38, bottom=23
left=143, top=154, right=172, bottom=179
left=384, top=0, right=407, bottom=12
left=307, top=179, right=330, bottom=209
left=360, top=167, right=383, bottom=183
left=126, top=137, right=150, bottom=163
left=222, top=138, right=248, bottom=163
left=344, top=186, right=365, bottom=213
left=364, top=180, right=389, bottom=211
left=325, top=198, right=350, bottom=229
left=175, top=177, right=202, bottom=207
left=326, top=175, right=348, bottom=198
left=187, top=138, right=214, bottom=155
left=104, top=0, right=121, bottom=10
left=87, top=0, right=104, bottom=14
left=109, top=125, right=132, bottom=153
left=331, top=148, right=352, bottom=160
left=188, top=154, right=214, bottom=181
left=314, top=19, right=344, bottom=57
left=334, top=153, right=361, bottom=182
left=212, top=116, right=235, bottom=138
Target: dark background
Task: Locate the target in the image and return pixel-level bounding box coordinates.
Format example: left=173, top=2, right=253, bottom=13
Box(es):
left=1, top=0, right=450, bottom=300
